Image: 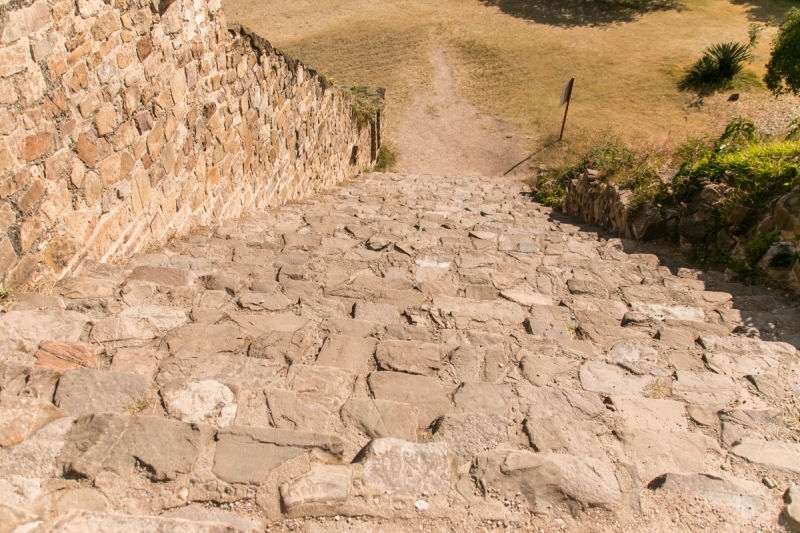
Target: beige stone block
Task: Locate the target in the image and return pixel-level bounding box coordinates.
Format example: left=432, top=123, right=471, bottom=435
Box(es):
left=18, top=179, right=45, bottom=213
left=47, top=53, right=67, bottom=78
left=76, top=134, right=98, bottom=166
left=17, top=68, right=46, bottom=106
left=38, top=179, right=70, bottom=227
left=0, top=170, right=26, bottom=199
left=98, top=154, right=122, bottom=186
left=43, top=235, right=73, bottom=274
left=165, top=113, right=177, bottom=141
left=170, top=67, right=187, bottom=104
left=0, top=78, right=18, bottom=105
left=19, top=217, right=44, bottom=251
left=79, top=91, right=102, bottom=118
left=6, top=252, right=38, bottom=288
left=147, top=122, right=164, bottom=158
left=91, top=11, right=120, bottom=41
left=45, top=149, right=73, bottom=180
left=0, top=203, right=15, bottom=233
left=130, top=169, right=150, bottom=215
left=136, top=37, right=152, bottom=61
left=112, top=120, right=137, bottom=150
left=0, top=236, right=17, bottom=274
left=64, top=210, right=96, bottom=242
left=84, top=172, right=102, bottom=206
left=206, top=166, right=220, bottom=191
left=1, top=2, right=53, bottom=44
left=31, top=32, right=59, bottom=62
left=95, top=106, right=117, bottom=136
left=117, top=49, right=133, bottom=69
left=71, top=160, right=86, bottom=187
left=21, top=132, right=52, bottom=161
left=0, top=145, right=16, bottom=175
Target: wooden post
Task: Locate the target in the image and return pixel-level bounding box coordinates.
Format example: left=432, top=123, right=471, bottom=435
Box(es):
left=559, top=78, right=574, bottom=141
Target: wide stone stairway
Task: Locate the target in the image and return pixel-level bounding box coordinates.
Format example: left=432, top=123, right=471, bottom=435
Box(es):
left=2, top=172, right=800, bottom=533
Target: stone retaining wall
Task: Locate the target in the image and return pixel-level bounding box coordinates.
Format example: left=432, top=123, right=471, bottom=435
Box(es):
left=0, top=0, right=381, bottom=290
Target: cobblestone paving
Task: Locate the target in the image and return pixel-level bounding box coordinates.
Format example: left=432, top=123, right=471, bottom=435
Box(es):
left=2, top=173, right=800, bottom=532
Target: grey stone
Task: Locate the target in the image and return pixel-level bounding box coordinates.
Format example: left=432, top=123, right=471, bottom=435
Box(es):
left=368, top=371, right=453, bottom=427
left=162, top=504, right=263, bottom=532
left=54, top=369, right=152, bottom=418
left=212, top=426, right=342, bottom=484
left=431, top=413, right=507, bottom=459
left=0, top=310, right=89, bottom=349
left=353, top=301, right=401, bottom=324
left=354, top=438, right=451, bottom=495
left=280, top=465, right=351, bottom=509
left=452, top=382, right=513, bottom=417
left=615, top=428, right=722, bottom=482
left=33, top=510, right=239, bottom=532
left=340, top=398, right=418, bottom=441
left=315, top=334, right=377, bottom=374
left=648, top=473, right=769, bottom=519
left=472, top=450, right=622, bottom=515
left=375, top=339, right=440, bottom=375
left=59, top=414, right=214, bottom=481
left=730, top=439, right=800, bottom=473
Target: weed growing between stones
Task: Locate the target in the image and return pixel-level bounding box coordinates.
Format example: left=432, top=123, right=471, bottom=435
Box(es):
left=375, top=145, right=397, bottom=172
left=347, top=87, right=383, bottom=130
left=0, top=287, right=12, bottom=300
left=125, top=396, right=152, bottom=416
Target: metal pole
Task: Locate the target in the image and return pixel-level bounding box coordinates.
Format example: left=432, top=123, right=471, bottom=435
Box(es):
left=559, top=78, right=574, bottom=141
left=559, top=97, right=571, bottom=141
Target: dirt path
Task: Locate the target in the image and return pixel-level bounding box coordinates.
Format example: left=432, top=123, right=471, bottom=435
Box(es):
left=395, top=50, right=530, bottom=177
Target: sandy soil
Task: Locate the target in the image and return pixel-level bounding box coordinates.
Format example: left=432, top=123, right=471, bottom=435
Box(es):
left=394, top=50, right=530, bottom=177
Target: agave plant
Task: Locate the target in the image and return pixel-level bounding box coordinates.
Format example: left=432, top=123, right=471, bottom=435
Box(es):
left=705, top=42, right=753, bottom=79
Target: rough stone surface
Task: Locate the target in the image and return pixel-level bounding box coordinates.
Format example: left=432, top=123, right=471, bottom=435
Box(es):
left=280, top=465, right=351, bottom=509
left=368, top=371, right=453, bottom=427
left=162, top=380, right=237, bottom=427
left=340, top=398, right=418, bottom=441
left=649, top=473, right=770, bottom=519
left=431, top=413, right=507, bottom=459
left=354, top=438, right=451, bottom=495
left=54, top=369, right=152, bottom=418
left=0, top=396, right=66, bottom=447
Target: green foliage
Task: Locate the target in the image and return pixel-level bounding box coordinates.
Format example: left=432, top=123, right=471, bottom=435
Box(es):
left=319, top=72, right=336, bottom=91
left=0, top=287, right=12, bottom=300
left=531, top=138, right=667, bottom=213
left=749, top=23, right=764, bottom=47
left=688, top=247, right=732, bottom=267
left=715, top=117, right=756, bottom=154
left=764, top=8, right=800, bottom=95
left=745, top=231, right=778, bottom=266
left=787, top=117, right=800, bottom=141
left=684, top=42, right=753, bottom=92
left=374, top=145, right=397, bottom=172
left=346, top=86, right=382, bottom=130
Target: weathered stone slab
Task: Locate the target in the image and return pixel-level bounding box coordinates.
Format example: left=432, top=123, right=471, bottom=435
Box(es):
left=518, top=384, right=605, bottom=421
left=265, top=387, right=329, bottom=432
left=161, top=504, right=263, bottom=532
left=0, top=310, right=89, bottom=348
left=212, top=426, right=343, bottom=484
left=238, top=291, right=292, bottom=311
left=54, top=369, right=152, bottom=417
left=648, top=473, right=769, bottom=519
left=59, top=414, right=214, bottom=481
left=353, top=301, right=401, bottom=324
left=431, top=296, right=524, bottom=329
left=288, top=365, right=355, bottom=412
left=698, top=335, right=796, bottom=357
left=90, top=316, right=158, bottom=346
left=672, top=371, right=737, bottom=408
left=608, top=396, right=688, bottom=431
left=118, top=305, right=188, bottom=333
left=524, top=416, right=605, bottom=459
left=615, top=428, right=722, bottom=482
left=109, top=347, right=164, bottom=379
left=375, top=339, right=440, bottom=375
left=156, top=354, right=283, bottom=391
left=340, top=398, right=418, bottom=441
left=520, top=352, right=580, bottom=386
left=127, top=266, right=193, bottom=287
left=0, top=396, right=67, bottom=447
left=231, top=313, right=310, bottom=335
left=368, top=371, right=453, bottom=427
left=162, top=380, right=237, bottom=427
left=730, top=439, right=800, bottom=473
left=33, top=510, right=239, bottom=532
left=280, top=465, right=351, bottom=509
left=34, top=340, right=102, bottom=372
left=720, top=408, right=781, bottom=448
left=452, top=382, right=513, bottom=417
left=784, top=485, right=800, bottom=533
left=52, top=277, right=117, bottom=299
left=431, top=413, right=507, bottom=459
left=354, top=438, right=451, bottom=495
left=628, top=302, right=706, bottom=322
left=579, top=361, right=658, bottom=396
left=472, top=450, right=622, bottom=513
left=165, top=323, right=249, bottom=355
left=315, top=334, right=377, bottom=375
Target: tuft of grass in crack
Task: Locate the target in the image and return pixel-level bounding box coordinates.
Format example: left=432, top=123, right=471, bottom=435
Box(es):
left=374, top=145, right=397, bottom=172
left=125, top=396, right=152, bottom=416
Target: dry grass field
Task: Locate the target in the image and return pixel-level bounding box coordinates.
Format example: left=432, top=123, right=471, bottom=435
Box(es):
left=223, top=0, right=800, bottom=168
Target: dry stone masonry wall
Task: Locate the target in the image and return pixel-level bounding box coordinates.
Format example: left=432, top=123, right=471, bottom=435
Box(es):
left=0, top=0, right=380, bottom=290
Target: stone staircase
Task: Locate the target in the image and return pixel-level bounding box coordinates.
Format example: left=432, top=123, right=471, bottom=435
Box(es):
left=1, top=172, right=800, bottom=533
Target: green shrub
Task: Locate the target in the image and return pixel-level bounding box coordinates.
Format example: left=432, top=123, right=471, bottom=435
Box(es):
left=684, top=42, right=753, bottom=91
left=765, top=8, right=800, bottom=95
left=374, top=145, right=397, bottom=172
left=745, top=231, right=778, bottom=266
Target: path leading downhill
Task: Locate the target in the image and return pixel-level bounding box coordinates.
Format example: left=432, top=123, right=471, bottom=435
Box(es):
left=395, top=51, right=529, bottom=177
left=1, top=172, right=800, bottom=533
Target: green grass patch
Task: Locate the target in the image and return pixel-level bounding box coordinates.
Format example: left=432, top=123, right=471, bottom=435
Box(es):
left=744, top=230, right=778, bottom=266
left=374, top=145, right=397, bottom=171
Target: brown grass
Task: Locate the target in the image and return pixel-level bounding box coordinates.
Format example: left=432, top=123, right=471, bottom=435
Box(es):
left=224, top=0, right=800, bottom=162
